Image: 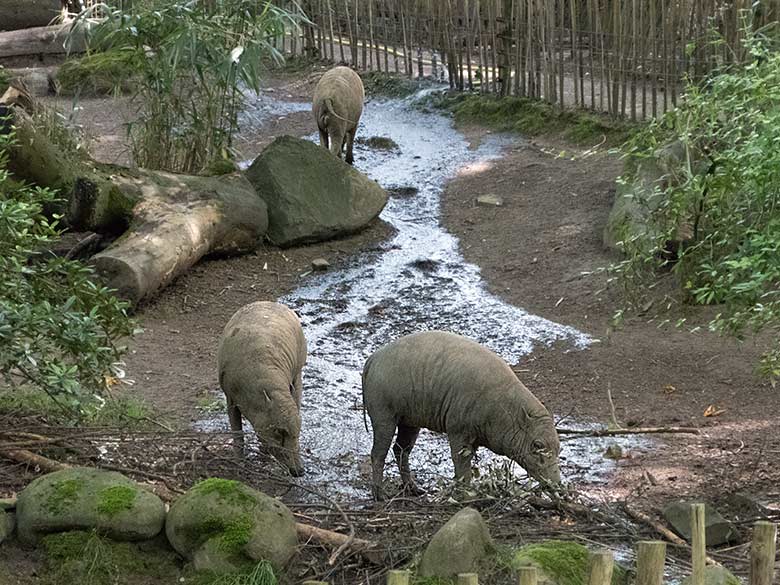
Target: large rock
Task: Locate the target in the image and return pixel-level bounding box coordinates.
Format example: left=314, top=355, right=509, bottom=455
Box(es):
left=418, top=507, right=495, bottom=578
left=0, top=508, right=13, bottom=544
left=165, top=478, right=297, bottom=571
left=681, top=566, right=740, bottom=585
left=245, top=135, right=388, bottom=247
left=513, top=541, right=626, bottom=585
left=15, top=467, right=166, bottom=545
left=663, top=502, right=738, bottom=546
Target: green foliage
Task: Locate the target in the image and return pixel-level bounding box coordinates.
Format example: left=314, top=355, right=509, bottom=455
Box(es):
left=362, top=71, right=424, bottom=98
left=420, top=92, right=631, bottom=145
left=0, top=66, right=9, bottom=94
left=512, top=541, right=626, bottom=585
left=70, top=1, right=302, bottom=173
left=97, top=485, right=137, bottom=518
left=0, top=124, right=136, bottom=413
left=58, top=51, right=139, bottom=95
left=193, top=560, right=278, bottom=585
left=608, top=31, right=780, bottom=379
left=41, top=530, right=180, bottom=585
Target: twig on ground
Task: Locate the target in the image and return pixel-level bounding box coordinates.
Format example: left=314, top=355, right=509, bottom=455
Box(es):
left=0, top=448, right=70, bottom=472
left=558, top=426, right=701, bottom=437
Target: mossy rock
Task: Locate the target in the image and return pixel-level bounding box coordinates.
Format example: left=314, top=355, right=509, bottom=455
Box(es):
left=165, top=478, right=297, bottom=571
left=511, top=541, right=627, bottom=585
left=418, top=508, right=496, bottom=579
left=245, top=135, right=388, bottom=247
left=41, top=530, right=181, bottom=584
left=0, top=508, right=13, bottom=544
left=15, top=467, right=166, bottom=545
left=681, top=566, right=740, bottom=585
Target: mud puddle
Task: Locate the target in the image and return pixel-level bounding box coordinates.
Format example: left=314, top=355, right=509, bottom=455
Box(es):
left=200, top=91, right=650, bottom=500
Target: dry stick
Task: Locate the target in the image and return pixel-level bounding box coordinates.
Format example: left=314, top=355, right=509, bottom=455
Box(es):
left=625, top=505, right=722, bottom=568
left=557, top=427, right=700, bottom=437
left=588, top=549, right=615, bottom=585
left=0, top=448, right=69, bottom=472
left=749, top=521, right=777, bottom=585
left=636, top=541, right=666, bottom=585
left=295, top=523, right=380, bottom=565
left=691, top=503, right=706, bottom=585
left=518, top=566, right=539, bottom=585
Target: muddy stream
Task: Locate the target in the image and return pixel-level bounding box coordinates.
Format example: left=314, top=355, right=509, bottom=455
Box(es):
left=198, top=91, right=650, bottom=500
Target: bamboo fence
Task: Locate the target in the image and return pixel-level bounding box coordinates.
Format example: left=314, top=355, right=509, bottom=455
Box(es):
left=275, top=0, right=780, bottom=118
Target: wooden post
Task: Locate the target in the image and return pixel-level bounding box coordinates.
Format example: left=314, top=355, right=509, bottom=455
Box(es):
left=636, top=541, right=666, bottom=585
left=588, top=549, right=615, bottom=585
left=749, top=521, right=777, bottom=585
left=387, top=570, right=411, bottom=585
left=518, top=566, right=538, bottom=585
left=691, top=504, right=706, bottom=585
left=458, top=574, right=479, bottom=585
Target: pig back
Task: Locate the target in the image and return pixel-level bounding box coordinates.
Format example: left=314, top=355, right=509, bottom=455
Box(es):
left=313, top=67, right=364, bottom=128
left=363, top=331, right=546, bottom=434
left=218, top=301, right=306, bottom=391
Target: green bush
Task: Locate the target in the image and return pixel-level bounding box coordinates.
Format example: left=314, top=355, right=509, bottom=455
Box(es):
left=609, top=30, right=780, bottom=379
left=70, top=0, right=303, bottom=173
left=0, top=124, right=136, bottom=412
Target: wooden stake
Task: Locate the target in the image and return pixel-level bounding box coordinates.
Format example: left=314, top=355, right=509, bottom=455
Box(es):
left=691, top=504, right=706, bottom=585
left=458, top=574, right=478, bottom=585
left=636, top=541, right=666, bottom=585
left=749, top=521, right=777, bottom=585
left=387, top=570, right=411, bottom=585
left=518, top=566, right=538, bottom=585
left=588, top=549, right=615, bottom=585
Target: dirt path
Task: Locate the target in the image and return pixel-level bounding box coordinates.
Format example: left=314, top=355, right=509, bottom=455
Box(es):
left=440, top=131, right=779, bottom=512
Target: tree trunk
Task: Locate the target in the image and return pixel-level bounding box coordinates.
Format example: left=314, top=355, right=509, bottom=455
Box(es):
left=0, top=0, right=63, bottom=32
left=4, top=108, right=269, bottom=307
left=0, top=24, right=85, bottom=59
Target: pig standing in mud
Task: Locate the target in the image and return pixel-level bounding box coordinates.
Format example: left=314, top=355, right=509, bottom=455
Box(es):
left=362, top=331, right=561, bottom=500
left=218, top=301, right=307, bottom=476
left=312, top=66, right=365, bottom=164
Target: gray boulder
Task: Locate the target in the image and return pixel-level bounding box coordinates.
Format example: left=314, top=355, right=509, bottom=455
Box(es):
left=681, top=566, right=740, bottom=585
left=245, top=136, right=388, bottom=247
left=663, top=502, right=738, bottom=546
left=0, top=509, right=13, bottom=544
left=165, top=478, right=297, bottom=571
left=15, top=467, right=166, bottom=545
left=419, top=507, right=495, bottom=578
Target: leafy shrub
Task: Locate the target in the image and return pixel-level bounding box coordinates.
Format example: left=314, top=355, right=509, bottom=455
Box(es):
left=0, top=123, right=136, bottom=412
left=609, top=30, right=780, bottom=379
left=70, top=0, right=302, bottom=173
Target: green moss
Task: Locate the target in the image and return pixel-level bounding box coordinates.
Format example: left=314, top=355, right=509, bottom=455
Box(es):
left=219, top=516, right=254, bottom=554
left=420, top=92, right=633, bottom=146
left=41, top=530, right=181, bottom=585
left=512, top=541, right=626, bottom=585
left=203, top=158, right=239, bottom=176
left=189, top=560, right=278, bottom=585
left=97, top=485, right=137, bottom=518
left=193, top=479, right=258, bottom=508
left=46, top=478, right=84, bottom=515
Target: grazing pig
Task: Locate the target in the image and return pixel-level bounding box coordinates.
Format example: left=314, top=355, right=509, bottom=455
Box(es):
left=362, top=331, right=561, bottom=500
left=218, top=301, right=307, bottom=476
left=312, top=66, right=365, bottom=164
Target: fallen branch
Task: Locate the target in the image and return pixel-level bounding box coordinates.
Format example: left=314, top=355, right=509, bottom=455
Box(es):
left=0, top=448, right=70, bottom=472
left=296, top=522, right=383, bottom=565
left=558, top=426, right=701, bottom=437
left=624, top=504, right=722, bottom=567
left=0, top=24, right=86, bottom=59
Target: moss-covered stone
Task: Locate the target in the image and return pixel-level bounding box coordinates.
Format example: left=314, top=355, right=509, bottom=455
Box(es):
left=0, top=509, right=12, bottom=544
left=680, top=566, right=740, bottom=585
left=418, top=508, right=495, bottom=579
left=41, top=530, right=181, bottom=585
left=16, top=467, right=166, bottom=545
left=166, top=478, right=297, bottom=572
left=663, top=502, right=738, bottom=546
left=511, top=541, right=627, bottom=585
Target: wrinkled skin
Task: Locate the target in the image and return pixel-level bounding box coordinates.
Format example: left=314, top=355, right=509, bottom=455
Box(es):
left=312, top=66, right=365, bottom=164
left=362, top=331, right=561, bottom=500
left=218, top=301, right=307, bottom=476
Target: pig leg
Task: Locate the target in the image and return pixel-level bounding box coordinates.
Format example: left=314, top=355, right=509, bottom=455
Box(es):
left=329, top=130, right=345, bottom=159
left=319, top=129, right=330, bottom=150
left=448, top=434, right=475, bottom=484
left=291, top=371, right=303, bottom=410
left=370, top=418, right=396, bottom=501
left=227, top=395, right=245, bottom=457
left=393, top=424, right=422, bottom=495
left=345, top=128, right=356, bottom=165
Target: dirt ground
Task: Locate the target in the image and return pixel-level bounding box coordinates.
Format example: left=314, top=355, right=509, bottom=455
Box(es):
left=3, top=65, right=780, bottom=582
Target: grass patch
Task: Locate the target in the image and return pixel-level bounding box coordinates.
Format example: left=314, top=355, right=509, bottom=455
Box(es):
left=511, top=541, right=627, bottom=585
left=41, top=530, right=180, bottom=585
left=361, top=71, right=424, bottom=98
left=0, top=385, right=166, bottom=428
left=419, top=92, right=633, bottom=146
left=57, top=51, right=139, bottom=96
left=358, top=135, right=400, bottom=151
left=191, top=560, right=278, bottom=585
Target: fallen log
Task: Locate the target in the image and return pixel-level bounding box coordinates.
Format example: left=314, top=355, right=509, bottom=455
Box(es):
left=0, top=448, right=70, bottom=472
left=0, top=24, right=85, bottom=59
left=0, top=0, right=63, bottom=33
left=4, top=107, right=269, bottom=306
